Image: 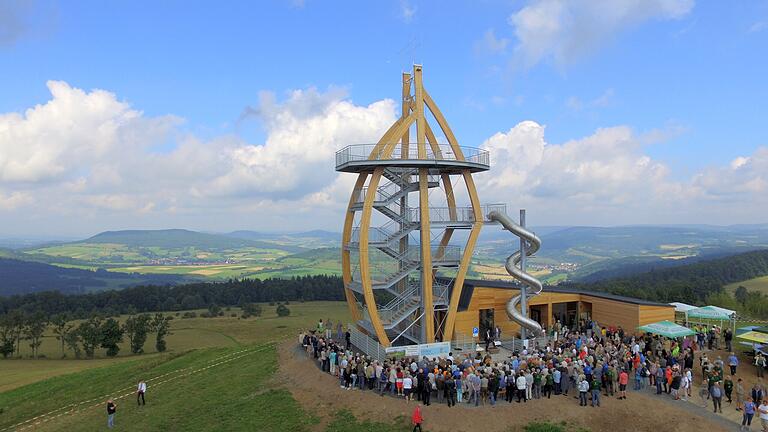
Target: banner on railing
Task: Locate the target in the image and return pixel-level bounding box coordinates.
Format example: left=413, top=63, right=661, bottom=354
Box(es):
left=384, top=341, right=451, bottom=359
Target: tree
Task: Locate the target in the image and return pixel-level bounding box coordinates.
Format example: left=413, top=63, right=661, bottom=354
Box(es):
left=735, top=286, right=749, bottom=306
left=123, top=314, right=151, bottom=354
left=24, top=314, right=48, bottom=359
left=0, top=315, right=16, bottom=358
left=208, top=304, right=221, bottom=317
left=100, top=318, right=124, bottom=357
left=276, top=304, right=290, bottom=317
left=241, top=303, right=262, bottom=319
left=8, top=310, right=24, bottom=357
left=64, top=329, right=82, bottom=359
left=78, top=317, right=103, bottom=358
left=151, top=314, right=172, bottom=353
left=51, top=314, right=74, bottom=358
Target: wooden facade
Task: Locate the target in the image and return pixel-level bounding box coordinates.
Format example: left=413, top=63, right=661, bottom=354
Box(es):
left=452, top=280, right=675, bottom=339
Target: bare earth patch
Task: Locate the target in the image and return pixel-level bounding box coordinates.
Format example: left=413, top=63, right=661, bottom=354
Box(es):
left=277, top=341, right=733, bottom=432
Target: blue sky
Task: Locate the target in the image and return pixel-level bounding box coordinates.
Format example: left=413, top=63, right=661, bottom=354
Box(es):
left=1, top=0, right=767, bottom=236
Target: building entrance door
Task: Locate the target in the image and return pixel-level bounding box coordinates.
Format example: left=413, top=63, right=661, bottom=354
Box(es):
left=479, top=308, right=494, bottom=341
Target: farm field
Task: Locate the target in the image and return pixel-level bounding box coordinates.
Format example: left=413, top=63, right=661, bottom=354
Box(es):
left=725, top=275, right=768, bottom=295
left=31, top=243, right=292, bottom=267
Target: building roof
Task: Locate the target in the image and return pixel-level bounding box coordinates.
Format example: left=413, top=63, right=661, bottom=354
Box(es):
left=458, top=278, right=674, bottom=308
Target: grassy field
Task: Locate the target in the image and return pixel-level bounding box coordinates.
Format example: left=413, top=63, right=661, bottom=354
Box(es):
left=0, top=300, right=588, bottom=432
left=0, top=301, right=418, bottom=432
left=725, top=275, right=768, bottom=295
left=1, top=302, right=351, bottom=393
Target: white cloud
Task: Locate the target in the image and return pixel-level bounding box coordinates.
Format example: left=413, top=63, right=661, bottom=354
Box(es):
left=0, top=191, right=33, bottom=210
left=0, top=80, right=179, bottom=184
left=475, top=29, right=509, bottom=55
left=400, top=0, right=416, bottom=23
left=0, top=81, right=397, bottom=233
left=508, top=0, right=695, bottom=68
left=1, top=80, right=767, bottom=234
left=750, top=21, right=768, bottom=33
left=476, top=120, right=768, bottom=225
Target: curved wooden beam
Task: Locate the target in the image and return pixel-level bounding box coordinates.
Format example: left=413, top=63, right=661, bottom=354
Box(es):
left=341, top=173, right=368, bottom=323
left=443, top=170, right=483, bottom=340
left=359, top=167, right=391, bottom=346
left=423, top=90, right=465, bottom=161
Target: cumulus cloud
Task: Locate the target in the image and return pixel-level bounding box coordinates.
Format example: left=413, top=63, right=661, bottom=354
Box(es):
left=1, top=80, right=766, bottom=233
left=0, top=81, right=179, bottom=184
left=508, top=0, right=694, bottom=68
left=476, top=120, right=767, bottom=225
left=0, top=81, right=397, bottom=233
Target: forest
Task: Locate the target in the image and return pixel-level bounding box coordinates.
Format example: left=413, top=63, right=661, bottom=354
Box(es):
left=564, top=249, right=768, bottom=305
left=0, top=275, right=343, bottom=318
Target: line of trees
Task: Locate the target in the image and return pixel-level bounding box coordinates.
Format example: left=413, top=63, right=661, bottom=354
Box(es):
left=0, top=312, right=172, bottom=359
left=0, top=275, right=342, bottom=319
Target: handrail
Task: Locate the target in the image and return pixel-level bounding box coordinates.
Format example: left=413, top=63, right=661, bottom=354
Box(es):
left=335, top=143, right=490, bottom=168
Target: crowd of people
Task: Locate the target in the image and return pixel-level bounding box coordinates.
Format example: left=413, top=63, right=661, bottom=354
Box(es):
left=301, top=318, right=768, bottom=431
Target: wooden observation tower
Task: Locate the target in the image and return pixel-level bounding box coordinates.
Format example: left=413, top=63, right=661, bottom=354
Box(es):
left=335, top=65, right=505, bottom=347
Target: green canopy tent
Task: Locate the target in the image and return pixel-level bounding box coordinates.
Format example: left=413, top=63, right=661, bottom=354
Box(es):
left=686, top=305, right=736, bottom=334
left=637, top=320, right=695, bottom=338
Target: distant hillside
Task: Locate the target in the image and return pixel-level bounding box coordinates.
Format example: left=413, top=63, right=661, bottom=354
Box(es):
left=226, top=230, right=339, bottom=249
left=0, top=258, right=188, bottom=296
left=569, top=248, right=768, bottom=304
left=570, top=246, right=763, bottom=283
left=85, top=229, right=304, bottom=252
left=537, top=225, right=768, bottom=263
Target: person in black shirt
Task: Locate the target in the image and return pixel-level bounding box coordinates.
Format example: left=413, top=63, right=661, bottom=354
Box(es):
left=106, top=399, right=117, bottom=429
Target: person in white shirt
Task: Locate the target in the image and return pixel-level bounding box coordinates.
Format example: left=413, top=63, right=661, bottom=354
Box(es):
left=403, top=375, right=413, bottom=401
left=516, top=374, right=527, bottom=403
left=578, top=379, right=590, bottom=407
left=137, top=380, right=147, bottom=406
left=758, top=399, right=768, bottom=430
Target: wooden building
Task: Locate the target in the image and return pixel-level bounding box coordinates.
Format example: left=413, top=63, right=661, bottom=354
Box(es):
left=451, top=279, right=675, bottom=339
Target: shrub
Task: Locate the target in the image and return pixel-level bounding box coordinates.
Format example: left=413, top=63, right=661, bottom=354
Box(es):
left=276, top=304, right=290, bottom=317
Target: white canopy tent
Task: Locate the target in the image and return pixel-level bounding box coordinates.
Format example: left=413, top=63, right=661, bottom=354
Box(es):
left=670, top=302, right=698, bottom=313
left=670, top=303, right=737, bottom=333
left=686, top=305, right=737, bottom=333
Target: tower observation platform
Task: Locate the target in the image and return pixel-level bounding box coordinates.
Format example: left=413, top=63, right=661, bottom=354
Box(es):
left=337, top=64, right=517, bottom=347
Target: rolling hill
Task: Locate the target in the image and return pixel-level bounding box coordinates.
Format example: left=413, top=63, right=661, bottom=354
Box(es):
left=84, top=229, right=305, bottom=252
left=0, top=258, right=189, bottom=296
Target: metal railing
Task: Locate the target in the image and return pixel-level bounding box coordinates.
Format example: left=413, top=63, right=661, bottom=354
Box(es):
left=348, top=324, right=387, bottom=363
left=336, top=143, right=490, bottom=168
left=408, top=204, right=507, bottom=223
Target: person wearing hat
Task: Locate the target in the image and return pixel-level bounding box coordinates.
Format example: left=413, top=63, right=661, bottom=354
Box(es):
left=106, top=399, right=117, bottom=429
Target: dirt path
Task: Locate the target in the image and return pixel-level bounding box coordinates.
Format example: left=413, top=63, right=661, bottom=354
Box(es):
left=278, top=342, right=736, bottom=432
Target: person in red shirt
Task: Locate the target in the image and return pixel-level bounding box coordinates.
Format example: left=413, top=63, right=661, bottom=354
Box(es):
left=412, top=403, right=423, bottom=432
left=618, top=369, right=629, bottom=400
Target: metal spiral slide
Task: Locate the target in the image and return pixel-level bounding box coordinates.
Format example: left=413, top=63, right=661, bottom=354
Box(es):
left=487, top=210, right=545, bottom=337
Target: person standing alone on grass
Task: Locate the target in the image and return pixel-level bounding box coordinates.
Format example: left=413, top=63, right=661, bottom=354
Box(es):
left=137, top=379, right=147, bottom=406
left=106, top=399, right=117, bottom=429
left=412, top=403, right=423, bottom=432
